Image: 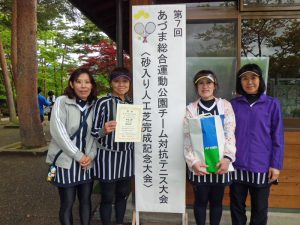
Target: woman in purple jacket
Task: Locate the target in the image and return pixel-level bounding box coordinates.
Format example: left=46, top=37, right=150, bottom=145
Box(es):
left=230, top=64, right=284, bottom=225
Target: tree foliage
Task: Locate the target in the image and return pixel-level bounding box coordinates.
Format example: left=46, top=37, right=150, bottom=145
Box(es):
left=193, top=23, right=236, bottom=57
left=0, top=0, right=117, bottom=116
left=0, top=0, right=12, bottom=27
left=0, top=0, right=133, bottom=120
left=241, top=19, right=285, bottom=57
left=37, top=0, right=78, bottom=31
left=79, top=39, right=131, bottom=95
left=267, top=19, right=300, bottom=79
left=72, top=19, right=107, bottom=46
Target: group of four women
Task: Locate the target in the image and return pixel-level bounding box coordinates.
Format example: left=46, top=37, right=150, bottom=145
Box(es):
left=46, top=63, right=284, bottom=225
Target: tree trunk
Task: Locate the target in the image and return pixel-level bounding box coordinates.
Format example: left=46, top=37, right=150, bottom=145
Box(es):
left=16, top=0, right=46, bottom=147
left=60, top=43, right=66, bottom=95
left=11, top=0, right=17, bottom=85
left=54, top=64, right=58, bottom=95
left=0, top=34, right=18, bottom=123
left=10, top=0, right=18, bottom=107
left=42, top=60, right=47, bottom=94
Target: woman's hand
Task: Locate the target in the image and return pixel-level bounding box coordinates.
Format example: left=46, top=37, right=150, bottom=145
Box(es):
left=269, top=167, right=280, bottom=183
left=104, top=121, right=117, bottom=134
left=192, top=162, right=209, bottom=176
left=216, top=158, right=231, bottom=174
left=79, top=155, right=92, bottom=169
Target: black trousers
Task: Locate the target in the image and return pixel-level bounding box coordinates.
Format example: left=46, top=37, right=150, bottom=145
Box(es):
left=193, top=184, right=226, bottom=225
left=99, top=179, right=131, bottom=225
left=58, top=182, right=94, bottom=225
left=230, top=182, right=270, bottom=225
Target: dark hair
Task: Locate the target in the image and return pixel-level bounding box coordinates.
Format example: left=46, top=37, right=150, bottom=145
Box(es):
left=37, top=87, right=42, bottom=94
left=236, top=63, right=266, bottom=96
left=193, top=70, right=218, bottom=94
left=47, top=90, right=54, bottom=96
left=64, top=68, right=98, bottom=103
left=109, top=67, right=131, bottom=82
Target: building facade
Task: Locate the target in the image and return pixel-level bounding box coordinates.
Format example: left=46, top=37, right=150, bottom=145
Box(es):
left=70, top=0, right=300, bottom=209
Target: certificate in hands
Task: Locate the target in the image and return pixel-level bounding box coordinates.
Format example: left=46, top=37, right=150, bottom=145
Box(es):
left=115, top=104, right=143, bottom=142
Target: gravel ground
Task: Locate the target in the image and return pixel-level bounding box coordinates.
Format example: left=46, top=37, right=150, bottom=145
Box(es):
left=0, top=153, right=101, bottom=225
left=0, top=122, right=102, bottom=225
left=0, top=121, right=133, bottom=225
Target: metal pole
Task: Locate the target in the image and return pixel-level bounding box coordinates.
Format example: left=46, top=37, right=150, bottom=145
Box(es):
left=136, top=210, right=139, bottom=225
left=116, top=0, right=123, bottom=67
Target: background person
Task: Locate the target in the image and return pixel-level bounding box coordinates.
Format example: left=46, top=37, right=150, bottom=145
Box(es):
left=38, top=87, right=50, bottom=124
left=46, top=68, right=98, bottom=225
left=91, top=67, right=134, bottom=225
left=47, top=90, right=56, bottom=121
left=230, top=63, right=284, bottom=225
left=184, top=70, right=236, bottom=225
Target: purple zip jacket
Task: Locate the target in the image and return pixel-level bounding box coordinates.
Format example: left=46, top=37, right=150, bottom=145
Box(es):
left=230, top=94, right=284, bottom=173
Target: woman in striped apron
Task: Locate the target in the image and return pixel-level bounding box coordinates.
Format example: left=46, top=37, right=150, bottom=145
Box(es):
left=92, top=67, right=134, bottom=225
left=184, top=70, right=236, bottom=225
left=46, top=68, right=98, bottom=225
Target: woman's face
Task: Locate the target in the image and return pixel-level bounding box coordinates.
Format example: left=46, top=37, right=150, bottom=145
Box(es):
left=196, top=78, right=215, bottom=100
left=111, top=77, right=130, bottom=100
left=70, top=73, right=92, bottom=101
left=241, top=73, right=260, bottom=94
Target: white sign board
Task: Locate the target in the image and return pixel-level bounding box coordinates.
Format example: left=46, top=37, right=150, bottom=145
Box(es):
left=132, top=4, right=186, bottom=213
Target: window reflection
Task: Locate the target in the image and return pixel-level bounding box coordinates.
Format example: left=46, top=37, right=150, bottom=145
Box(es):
left=186, top=1, right=236, bottom=8
left=242, top=18, right=300, bottom=118
left=186, top=21, right=237, bottom=103
left=187, top=21, right=236, bottom=57
left=243, top=0, right=300, bottom=7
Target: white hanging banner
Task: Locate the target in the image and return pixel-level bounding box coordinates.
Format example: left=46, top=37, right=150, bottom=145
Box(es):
left=132, top=4, right=186, bottom=213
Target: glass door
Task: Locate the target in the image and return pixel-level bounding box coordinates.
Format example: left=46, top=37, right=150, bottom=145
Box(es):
left=186, top=19, right=238, bottom=103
